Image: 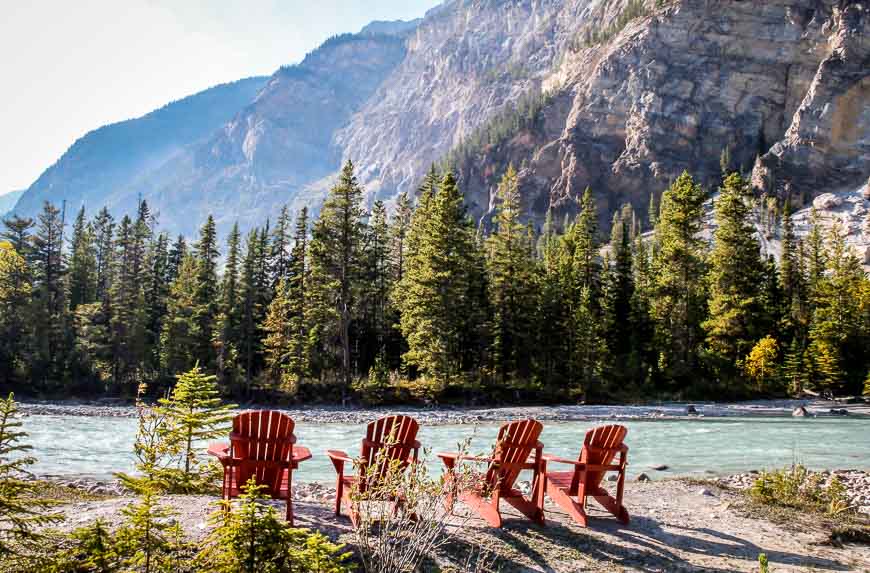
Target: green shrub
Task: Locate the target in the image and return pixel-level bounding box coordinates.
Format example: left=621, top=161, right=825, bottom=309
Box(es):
left=749, top=465, right=849, bottom=516
left=197, top=477, right=352, bottom=573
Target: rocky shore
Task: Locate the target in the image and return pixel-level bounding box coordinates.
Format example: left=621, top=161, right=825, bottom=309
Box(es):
left=719, top=469, right=870, bottom=515
left=43, top=474, right=870, bottom=572
left=18, top=398, right=870, bottom=424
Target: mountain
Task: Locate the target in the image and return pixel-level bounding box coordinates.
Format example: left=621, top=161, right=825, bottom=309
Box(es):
left=0, top=190, right=24, bottom=217
left=11, top=76, right=268, bottom=223
left=11, top=0, right=870, bottom=242
left=123, top=32, right=411, bottom=236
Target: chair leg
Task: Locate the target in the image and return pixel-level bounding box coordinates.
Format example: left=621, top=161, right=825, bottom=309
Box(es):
left=334, top=475, right=343, bottom=517
left=286, top=469, right=294, bottom=524
left=546, top=482, right=588, bottom=527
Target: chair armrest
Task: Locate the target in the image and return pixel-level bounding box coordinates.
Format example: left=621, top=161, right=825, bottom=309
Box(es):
left=542, top=454, right=584, bottom=467
left=207, top=442, right=230, bottom=462
left=413, top=440, right=422, bottom=450
left=437, top=452, right=494, bottom=464
left=327, top=450, right=354, bottom=463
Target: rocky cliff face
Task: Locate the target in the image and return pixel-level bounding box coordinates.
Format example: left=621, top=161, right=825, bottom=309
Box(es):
left=344, top=0, right=869, bottom=232
left=11, top=1, right=869, bottom=242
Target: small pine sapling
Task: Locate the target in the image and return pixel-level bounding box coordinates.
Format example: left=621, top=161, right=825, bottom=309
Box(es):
left=114, top=487, right=179, bottom=573
left=157, top=364, right=236, bottom=493
left=0, top=393, right=63, bottom=556
left=197, top=477, right=352, bottom=573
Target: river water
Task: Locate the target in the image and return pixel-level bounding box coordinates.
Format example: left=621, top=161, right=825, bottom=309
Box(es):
left=22, top=413, right=870, bottom=482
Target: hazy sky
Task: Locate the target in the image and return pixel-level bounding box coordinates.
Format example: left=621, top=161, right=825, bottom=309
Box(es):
left=0, top=0, right=440, bottom=194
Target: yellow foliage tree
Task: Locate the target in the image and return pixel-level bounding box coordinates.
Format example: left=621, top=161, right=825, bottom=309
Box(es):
left=745, top=336, right=780, bottom=393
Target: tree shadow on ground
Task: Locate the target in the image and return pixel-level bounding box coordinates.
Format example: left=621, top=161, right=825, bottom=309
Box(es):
left=446, top=506, right=852, bottom=572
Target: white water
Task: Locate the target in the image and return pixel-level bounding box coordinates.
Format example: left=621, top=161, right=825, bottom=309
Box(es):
left=22, top=414, right=870, bottom=482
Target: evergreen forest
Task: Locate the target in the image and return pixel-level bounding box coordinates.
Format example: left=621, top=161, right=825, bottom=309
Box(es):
left=1, top=161, right=868, bottom=404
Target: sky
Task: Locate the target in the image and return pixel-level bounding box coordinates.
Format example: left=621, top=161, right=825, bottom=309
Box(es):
left=0, top=0, right=441, bottom=195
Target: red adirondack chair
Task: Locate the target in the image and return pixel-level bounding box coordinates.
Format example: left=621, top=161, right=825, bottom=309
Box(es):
left=207, top=410, right=312, bottom=524
left=438, top=419, right=545, bottom=528
left=543, top=424, right=629, bottom=527
left=327, top=415, right=421, bottom=527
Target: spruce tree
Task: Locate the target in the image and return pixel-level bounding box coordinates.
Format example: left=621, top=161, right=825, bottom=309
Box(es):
left=30, top=201, right=69, bottom=388
left=359, top=200, right=392, bottom=372
left=390, top=191, right=413, bottom=283
left=486, top=165, right=535, bottom=382
left=160, top=255, right=199, bottom=376
left=651, top=172, right=708, bottom=386
left=157, top=364, right=235, bottom=490
left=601, top=204, right=636, bottom=386
left=396, top=172, right=485, bottom=389
left=0, top=215, right=34, bottom=259
left=166, top=235, right=187, bottom=286
left=238, top=229, right=265, bottom=395
left=114, top=488, right=176, bottom=573
left=67, top=206, right=97, bottom=310
left=703, top=173, right=766, bottom=377
left=192, top=215, right=220, bottom=370
left=92, top=207, right=115, bottom=305
left=0, top=393, right=62, bottom=555
left=269, top=205, right=292, bottom=289
left=216, top=224, right=243, bottom=389
left=308, top=160, right=365, bottom=396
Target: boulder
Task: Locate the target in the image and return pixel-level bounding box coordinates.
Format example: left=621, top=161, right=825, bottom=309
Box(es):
left=686, top=405, right=699, bottom=416
left=829, top=408, right=849, bottom=416
left=792, top=406, right=809, bottom=417
left=636, top=473, right=651, bottom=483
left=651, top=464, right=669, bottom=471
left=813, top=193, right=843, bottom=210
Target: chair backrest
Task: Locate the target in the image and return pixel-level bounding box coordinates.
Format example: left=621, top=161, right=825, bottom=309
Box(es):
left=577, top=424, right=628, bottom=491
left=230, top=410, right=296, bottom=494
left=486, top=419, right=543, bottom=493
left=358, top=415, right=420, bottom=490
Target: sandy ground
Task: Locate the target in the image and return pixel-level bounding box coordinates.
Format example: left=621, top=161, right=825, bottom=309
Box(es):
left=50, top=479, right=870, bottom=572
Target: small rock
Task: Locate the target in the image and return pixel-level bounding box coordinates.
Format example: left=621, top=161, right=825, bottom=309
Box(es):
left=607, top=474, right=619, bottom=482
left=636, top=473, right=651, bottom=483
left=685, top=405, right=699, bottom=415
left=829, top=408, right=849, bottom=416
left=792, top=406, right=809, bottom=417
left=698, top=488, right=715, bottom=497
left=651, top=464, right=669, bottom=471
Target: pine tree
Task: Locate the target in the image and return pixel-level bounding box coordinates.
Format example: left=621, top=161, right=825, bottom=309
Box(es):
left=308, top=160, right=365, bottom=396
left=0, top=393, right=62, bottom=556
left=114, top=488, right=176, bottom=573
left=396, top=172, right=486, bottom=389
left=390, top=192, right=413, bottom=283
left=67, top=206, right=97, bottom=310
left=486, top=165, right=536, bottom=382
left=166, top=235, right=187, bottom=286
left=651, top=172, right=708, bottom=386
left=863, top=370, right=870, bottom=397
left=30, top=201, right=69, bottom=388
left=359, top=200, right=392, bottom=372
left=703, top=173, right=766, bottom=378
left=782, top=337, right=808, bottom=396
left=216, top=224, right=243, bottom=389
left=197, top=478, right=351, bottom=573
left=157, top=364, right=235, bottom=490
left=1, top=216, right=34, bottom=259
left=238, top=229, right=265, bottom=395
left=269, top=205, right=292, bottom=289
left=161, top=255, right=199, bottom=376
left=92, top=207, right=115, bottom=305
left=601, top=204, right=636, bottom=386
left=109, top=215, right=148, bottom=392
left=192, top=215, right=220, bottom=370
left=0, top=244, right=31, bottom=384
left=144, top=232, right=170, bottom=372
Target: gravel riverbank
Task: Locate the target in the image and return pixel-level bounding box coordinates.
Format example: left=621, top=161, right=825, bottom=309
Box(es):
left=18, top=398, right=870, bottom=423
left=42, top=475, right=870, bottom=572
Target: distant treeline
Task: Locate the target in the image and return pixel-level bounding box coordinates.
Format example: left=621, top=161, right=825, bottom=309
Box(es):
left=0, top=161, right=868, bottom=403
